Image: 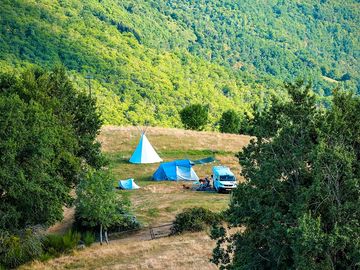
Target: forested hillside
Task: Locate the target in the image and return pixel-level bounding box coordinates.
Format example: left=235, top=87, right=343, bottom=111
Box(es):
left=159, top=0, right=359, bottom=93
left=1, top=0, right=358, bottom=127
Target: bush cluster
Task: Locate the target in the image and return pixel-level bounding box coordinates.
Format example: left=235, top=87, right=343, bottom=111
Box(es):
left=171, top=207, right=222, bottom=235
left=0, top=229, right=43, bottom=269
left=43, top=230, right=81, bottom=256
left=0, top=229, right=95, bottom=269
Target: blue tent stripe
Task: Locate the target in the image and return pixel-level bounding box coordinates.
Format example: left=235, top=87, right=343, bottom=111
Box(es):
left=153, top=160, right=199, bottom=181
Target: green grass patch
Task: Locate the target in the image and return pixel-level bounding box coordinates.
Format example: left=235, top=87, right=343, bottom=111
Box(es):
left=147, top=208, right=160, bottom=218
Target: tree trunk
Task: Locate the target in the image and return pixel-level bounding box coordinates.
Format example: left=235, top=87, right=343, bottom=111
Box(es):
left=105, top=230, right=109, bottom=244
left=100, top=224, right=103, bottom=245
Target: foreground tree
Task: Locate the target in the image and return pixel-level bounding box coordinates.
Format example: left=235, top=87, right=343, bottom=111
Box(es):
left=75, top=170, right=129, bottom=244
left=180, top=104, right=209, bottom=130
left=212, top=82, right=360, bottom=269
left=0, top=67, right=104, bottom=232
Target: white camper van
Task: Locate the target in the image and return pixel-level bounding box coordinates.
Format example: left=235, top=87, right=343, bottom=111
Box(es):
left=212, top=166, right=237, bottom=193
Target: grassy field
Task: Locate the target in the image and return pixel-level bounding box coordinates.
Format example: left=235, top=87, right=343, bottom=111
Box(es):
left=24, top=126, right=251, bottom=270
left=100, top=126, right=251, bottom=226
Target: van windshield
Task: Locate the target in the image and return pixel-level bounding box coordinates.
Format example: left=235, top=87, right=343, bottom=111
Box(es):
left=220, top=175, right=235, bottom=181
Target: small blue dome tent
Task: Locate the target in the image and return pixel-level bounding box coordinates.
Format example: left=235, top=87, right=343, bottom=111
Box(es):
left=152, top=160, right=199, bottom=181
left=118, top=179, right=140, bottom=190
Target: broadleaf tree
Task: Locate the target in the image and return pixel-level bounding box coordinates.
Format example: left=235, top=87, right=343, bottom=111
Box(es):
left=0, top=67, right=105, bottom=232
left=180, top=104, right=209, bottom=130
left=219, top=110, right=241, bottom=134
left=211, top=82, right=360, bottom=269
left=75, top=170, right=129, bottom=244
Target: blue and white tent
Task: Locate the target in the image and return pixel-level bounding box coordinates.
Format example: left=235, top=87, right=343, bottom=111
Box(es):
left=152, top=160, right=199, bottom=181
left=129, top=132, right=162, bottom=164
left=118, top=179, right=140, bottom=190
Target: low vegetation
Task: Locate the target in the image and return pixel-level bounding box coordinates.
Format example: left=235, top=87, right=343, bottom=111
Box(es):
left=43, top=230, right=81, bottom=257
left=0, top=229, right=43, bottom=269
left=171, top=207, right=222, bottom=235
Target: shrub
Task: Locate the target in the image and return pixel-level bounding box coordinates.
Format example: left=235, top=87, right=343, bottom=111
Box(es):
left=108, top=213, right=141, bottom=233
left=180, top=104, right=209, bottom=130
left=61, top=230, right=81, bottom=252
left=43, top=234, right=63, bottom=256
left=171, top=207, right=222, bottom=235
left=0, top=229, right=43, bottom=269
left=43, top=229, right=80, bottom=256
left=219, top=110, right=241, bottom=134
left=82, top=231, right=95, bottom=247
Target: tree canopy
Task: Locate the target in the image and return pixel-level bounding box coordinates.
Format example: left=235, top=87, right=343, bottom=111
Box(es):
left=219, top=110, right=241, bottom=134
left=180, top=104, right=209, bottom=130
left=75, top=170, right=129, bottom=244
left=1, top=0, right=357, bottom=128
left=0, top=67, right=104, bottom=232
left=212, top=82, right=360, bottom=269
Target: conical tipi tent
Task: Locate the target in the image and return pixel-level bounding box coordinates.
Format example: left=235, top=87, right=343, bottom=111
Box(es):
left=129, top=130, right=162, bottom=164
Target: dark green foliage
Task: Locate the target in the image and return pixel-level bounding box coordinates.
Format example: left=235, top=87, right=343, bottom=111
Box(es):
left=180, top=104, right=209, bottom=130
left=219, top=110, right=241, bottom=134
left=0, top=229, right=43, bottom=269
left=0, top=67, right=104, bottom=232
left=171, top=207, right=222, bottom=235
left=43, top=230, right=81, bottom=256
left=81, top=232, right=95, bottom=247
left=107, top=215, right=141, bottom=233
left=212, top=83, right=360, bottom=269
left=238, top=112, right=255, bottom=136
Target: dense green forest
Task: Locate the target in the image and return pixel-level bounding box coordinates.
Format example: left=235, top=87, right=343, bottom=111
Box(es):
left=0, top=0, right=358, bottom=127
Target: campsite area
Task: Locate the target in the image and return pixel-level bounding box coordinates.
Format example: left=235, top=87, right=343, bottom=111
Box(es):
left=22, top=126, right=251, bottom=270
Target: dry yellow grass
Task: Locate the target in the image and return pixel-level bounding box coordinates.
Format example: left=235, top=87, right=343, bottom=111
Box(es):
left=98, top=126, right=251, bottom=153
left=21, top=232, right=217, bottom=270
left=31, top=125, right=251, bottom=269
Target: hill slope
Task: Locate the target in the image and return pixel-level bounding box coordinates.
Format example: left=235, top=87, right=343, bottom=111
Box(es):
left=1, top=0, right=358, bottom=126
left=1, top=0, right=277, bottom=127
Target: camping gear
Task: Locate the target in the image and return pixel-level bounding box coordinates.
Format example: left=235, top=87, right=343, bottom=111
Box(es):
left=191, top=156, right=217, bottom=165
left=118, top=179, right=140, bottom=190
left=196, top=178, right=213, bottom=191
left=152, top=160, right=199, bottom=181
left=129, top=130, right=162, bottom=164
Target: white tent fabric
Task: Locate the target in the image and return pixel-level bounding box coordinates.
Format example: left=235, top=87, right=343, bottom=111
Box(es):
left=118, top=179, right=140, bottom=190
left=129, top=133, right=163, bottom=164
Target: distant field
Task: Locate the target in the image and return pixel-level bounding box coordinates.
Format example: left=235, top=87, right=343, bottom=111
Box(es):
left=28, top=126, right=251, bottom=269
